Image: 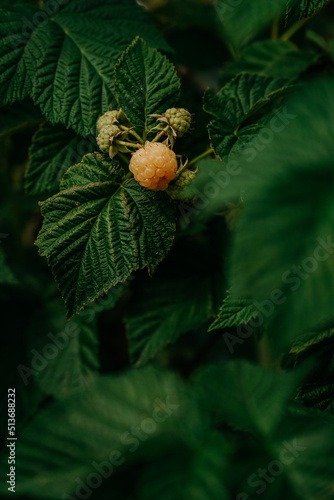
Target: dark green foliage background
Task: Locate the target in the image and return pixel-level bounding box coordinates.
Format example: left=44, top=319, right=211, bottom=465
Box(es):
left=1, top=0, right=334, bottom=499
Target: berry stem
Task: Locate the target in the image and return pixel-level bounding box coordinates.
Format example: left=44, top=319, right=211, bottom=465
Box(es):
left=281, top=17, right=309, bottom=41
left=174, top=157, right=189, bottom=180
left=271, top=14, right=280, bottom=39
left=119, top=126, right=144, bottom=144
left=188, top=148, right=214, bottom=167
left=227, top=43, right=239, bottom=61
left=115, top=140, right=140, bottom=149
left=151, top=128, right=168, bottom=143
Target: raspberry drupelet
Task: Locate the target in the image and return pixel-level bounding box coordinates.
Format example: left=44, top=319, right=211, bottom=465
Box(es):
left=129, top=142, right=178, bottom=191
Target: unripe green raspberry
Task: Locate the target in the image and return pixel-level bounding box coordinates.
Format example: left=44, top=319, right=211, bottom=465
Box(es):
left=176, top=169, right=196, bottom=187
left=167, top=169, right=196, bottom=200
left=97, top=111, right=119, bottom=132
left=164, top=108, right=192, bottom=137
left=96, top=125, right=121, bottom=153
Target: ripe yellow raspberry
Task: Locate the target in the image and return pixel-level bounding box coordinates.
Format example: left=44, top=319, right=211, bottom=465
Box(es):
left=129, top=142, right=178, bottom=191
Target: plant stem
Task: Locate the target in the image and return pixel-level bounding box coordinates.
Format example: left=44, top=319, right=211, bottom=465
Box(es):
left=119, top=126, right=144, bottom=144
left=188, top=148, right=214, bottom=167
left=271, top=14, right=280, bottom=39
left=129, top=130, right=144, bottom=144
left=228, top=43, right=239, bottom=61
left=124, top=172, right=133, bottom=180
left=257, top=333, right=272, bottom=366
left=281, top=17, right=308, bottom=41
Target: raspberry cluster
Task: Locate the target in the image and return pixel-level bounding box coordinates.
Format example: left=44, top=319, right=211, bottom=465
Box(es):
left=165, top=108, right=192, bottom=137
left=129, top=142, right=178, bottom=191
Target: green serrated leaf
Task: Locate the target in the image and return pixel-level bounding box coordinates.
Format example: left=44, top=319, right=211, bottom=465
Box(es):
left=36, top=153, right=176, bottom=318
left=298, top=379, right=334, bottom=413
left=307, top=29, right=334, bottom=62
left=215, top=0, right=299, bottom=48
left=137, top=433, right=230, bottom=500
left=208, top=292, right=258, bottom=332
left=194, top=363, right=334, bottom=500
left=204, top=73, right=292, bottom=159
left=0, top=367, right=204, bottom=498
left=29, top=315, right=100, bottom=399
left=126, top=241, right=223, bottom=366
left=223, top=40, right=318, bottom=82
left=85, top=283, right=125, bottom=316
left=26, top=123, right=96, bottom=196
left=286, top=0, right=329, bottom=22
left=218, top=78, right=334, bottom=352
left=287, top=331, right=334, bottom=413
left=0, top=0, right=170, bottom=136
left=194, top=360, right=304, bottom=436
left=290, top=328, right=334, bottom=355
left=114, top=37, right=180, bottom=134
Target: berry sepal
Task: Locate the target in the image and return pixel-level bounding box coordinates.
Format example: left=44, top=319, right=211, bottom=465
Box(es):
left=149, top=107, right=192, bottom=147
left=97, top=124, right=138, bottom=158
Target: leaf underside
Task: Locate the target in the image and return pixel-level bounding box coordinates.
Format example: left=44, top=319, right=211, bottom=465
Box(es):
left=204, top=73, right=291, bottom=159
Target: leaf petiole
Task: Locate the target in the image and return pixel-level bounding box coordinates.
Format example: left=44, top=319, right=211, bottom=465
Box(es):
left=188, top=148, right=215, bottom=167
left=119, top=126, right=144, bottom=144
left=281, top=17, right=309, bottom=41
left=151, top=127, right=169, bottom=144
